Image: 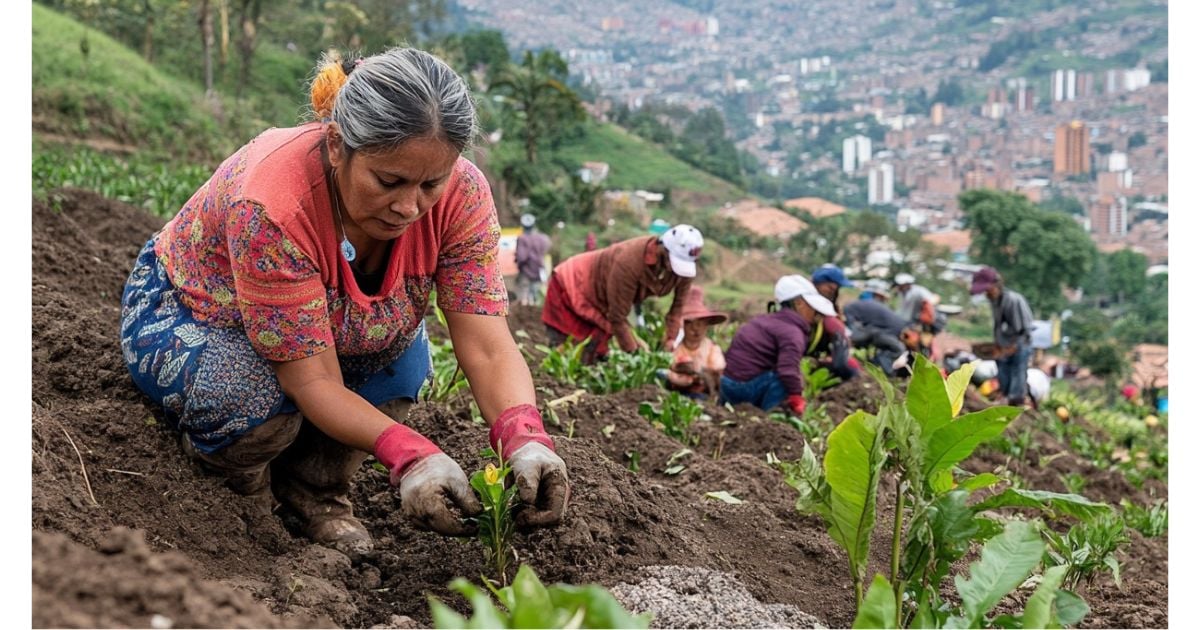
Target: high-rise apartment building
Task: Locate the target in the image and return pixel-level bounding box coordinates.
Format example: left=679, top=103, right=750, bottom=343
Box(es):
left=868, top=163, right=894, bottom=205
left=842, top=134, right=872, bottom=173
left=1090, top=195, right=1128, bottom=237
left=1053, top=121, right=1090, bottom=175
left=1052, top=69, right=1077, bottom=102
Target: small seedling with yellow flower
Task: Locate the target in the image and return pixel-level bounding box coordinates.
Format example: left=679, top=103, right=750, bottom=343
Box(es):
left=469, top=445, right=518, bottom=586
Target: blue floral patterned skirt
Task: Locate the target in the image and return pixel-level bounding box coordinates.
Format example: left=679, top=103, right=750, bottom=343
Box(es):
left=120, top=236, right=431, bottom=454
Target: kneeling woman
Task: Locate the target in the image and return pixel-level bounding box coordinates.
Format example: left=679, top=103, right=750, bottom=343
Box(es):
left=120, top=48, right=568, bottom=555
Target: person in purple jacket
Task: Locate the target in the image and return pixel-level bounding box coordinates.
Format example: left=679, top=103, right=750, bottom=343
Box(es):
left=718, top=275, right=837, bottom=415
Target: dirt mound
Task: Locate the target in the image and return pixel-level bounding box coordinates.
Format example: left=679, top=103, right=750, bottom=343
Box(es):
left=33, top=527, right=322, bottom=628
left=31, top=188, right=1167, bottom=628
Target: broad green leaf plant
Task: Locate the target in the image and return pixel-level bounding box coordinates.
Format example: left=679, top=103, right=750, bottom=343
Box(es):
left=778, top=355, right=1109, bottom=627
left=430, top=564, right=652, bottom=629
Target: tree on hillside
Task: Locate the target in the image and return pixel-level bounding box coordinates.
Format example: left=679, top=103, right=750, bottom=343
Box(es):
left=1100, top=249, right=1148, bottom=304
left=490, top=49, right=584, bottom=164
left=678, top=107, right=743, bottom=184
left=960, top=189, right=1095, bottom=314
left=450, top=29, right=510, bottom=83
left=235, top=0, right=261, bottom=99
left=197, top=0, right=215, bottom=95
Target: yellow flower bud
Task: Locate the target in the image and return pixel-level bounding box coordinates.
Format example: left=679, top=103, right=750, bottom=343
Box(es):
left=484, top=463, right=500, bottom=485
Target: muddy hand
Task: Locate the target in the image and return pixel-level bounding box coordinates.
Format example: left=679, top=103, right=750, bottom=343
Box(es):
left=398, top=453, right=482, bottom=537
left=508, top=443, right=570, bottom=529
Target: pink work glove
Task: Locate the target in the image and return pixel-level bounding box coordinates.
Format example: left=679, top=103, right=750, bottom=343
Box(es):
left=785, top=394, right=807, bottom=416
left=490, top=404, right=570, bottom=528
left=375, top=423, right=481, bottom=537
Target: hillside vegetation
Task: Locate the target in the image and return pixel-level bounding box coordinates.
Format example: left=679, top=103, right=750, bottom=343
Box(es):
left=32, top=4, right=743, bottom=221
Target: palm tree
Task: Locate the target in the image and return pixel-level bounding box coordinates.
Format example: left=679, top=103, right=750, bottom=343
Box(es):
left=490, top=50, right=584, bottom=164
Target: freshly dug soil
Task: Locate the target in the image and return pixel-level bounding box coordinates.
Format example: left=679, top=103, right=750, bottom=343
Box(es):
left=31, top=188, right=1167, bottom=628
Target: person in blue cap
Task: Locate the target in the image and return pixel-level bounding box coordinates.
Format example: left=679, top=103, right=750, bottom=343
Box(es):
left=811, top=264, right=852, bottom=318
left=806, top=264, right=859, bottom=381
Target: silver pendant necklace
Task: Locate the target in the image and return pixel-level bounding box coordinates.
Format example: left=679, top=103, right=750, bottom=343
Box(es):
left=330, top=169, right=357, bottom=263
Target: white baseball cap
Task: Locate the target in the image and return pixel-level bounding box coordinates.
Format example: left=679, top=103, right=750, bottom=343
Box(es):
left=520, top=213, right=536, bottom=228
left=774, top=275, right=836, bottom=316
left=660, top=224, right=703, bottom=278
left=894, top=273, right=915, bottom=285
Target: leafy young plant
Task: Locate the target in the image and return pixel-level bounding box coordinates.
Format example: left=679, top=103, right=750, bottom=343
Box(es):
left=1121, top=498, right=1168, bottom=538
left=535, top=337, right=591, bottom=384
left=469, top=447, right=519, bottom=586
left=580, top=348, right=672, bottom=394
left=430, top=564, right=652, bottom=629
left=801, top=356, right=842, bottom=401
left=780, top=355, right=1057, bottom=625
left=1042, top=514, right=1130, bottom=589
left=638, top=391, right=704, bottom=445
left=854, top=521, right=1091, bottom=629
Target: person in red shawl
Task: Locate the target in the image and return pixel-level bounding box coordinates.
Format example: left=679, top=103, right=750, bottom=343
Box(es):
left=541, top=225, right=703, bottom=364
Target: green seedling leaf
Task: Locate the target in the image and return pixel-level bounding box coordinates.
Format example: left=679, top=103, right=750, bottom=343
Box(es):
left=972, top=517, right=1005, bottom=542
left=509, top=565, right=555, bottom=628
left=945, top=361, right=977, bottom=417
left=1023, top=564, right=1069, bottom=629
left=1054, top=590, right=1090, bottom=626
left=663, top=465, right=686, bottom=476
left=959, top=472, right=1001, bottom=492
left=1103, top=554, right=1122, bottom=587
left=924, top=406, right=1021, bottom=477
left=973, top=488, right=1113, bottom=521
left=852, top=574, right=896, bottom=629
left=441, top=577, right=508, bottom=629
left=480, top=447, right=498, bottom=459
left=625, top=451, right=640, bottom=473
left=861, top=361, right=896, bottom=403
left=954, top=520, right=1045, bottom=627
left=601, top=424, right=616, bottom=438
left=704, top=491, right=744, bottom=504
left=428, top=596, right=469, bottom=629
left=548, top=584, right=654, bottom=629
left=989, top=614, right=1023, bottom=629
left=907, top=353, right=953, bottom=436
left=779, top=443, right=832, bottom=520
left=824, top=410, right=887, bottom=588
left=930, top=469, right=955, bottom=494
left=371, top=461, right=388, bottom=474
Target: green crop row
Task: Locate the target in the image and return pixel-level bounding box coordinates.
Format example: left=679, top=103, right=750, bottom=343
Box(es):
left=33, top=144, right=211, bottom=218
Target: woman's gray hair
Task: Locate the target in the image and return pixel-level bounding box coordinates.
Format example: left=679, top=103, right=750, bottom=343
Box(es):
left=323, top=47, right=477, bottom=154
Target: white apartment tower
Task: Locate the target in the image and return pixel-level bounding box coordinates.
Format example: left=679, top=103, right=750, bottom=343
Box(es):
left=868, top=163, right=895, bottom=205
left=1052, top=69, right=1077, bottom=102
left=842, top=135, right=872, bottom=173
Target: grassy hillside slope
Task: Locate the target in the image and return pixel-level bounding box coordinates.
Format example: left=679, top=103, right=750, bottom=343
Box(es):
left=32, top=4, right=254, bottom=161
left=547, top=122, right=743, bottom=199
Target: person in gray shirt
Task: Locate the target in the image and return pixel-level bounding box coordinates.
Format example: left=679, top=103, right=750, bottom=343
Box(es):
left=844, top=296, right=909, bottom=376
left=971, top=266, right=1034, bottom=406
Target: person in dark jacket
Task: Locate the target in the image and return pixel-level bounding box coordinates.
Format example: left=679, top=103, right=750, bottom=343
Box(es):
left=971, top=266, right=1034, bottom=406
left=719, top=275, right=836, bottom=414
left=844, top=297, right=909, bottom=376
